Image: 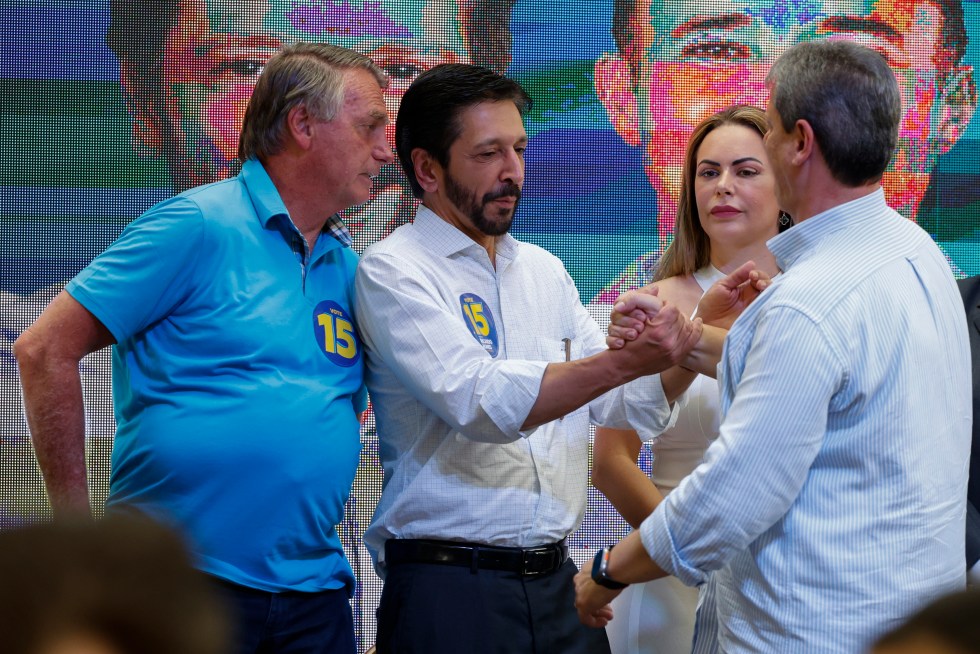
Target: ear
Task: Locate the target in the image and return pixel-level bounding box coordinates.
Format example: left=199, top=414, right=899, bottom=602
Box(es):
left=594, top=53, right=641, bottom=147
left=286, top=104, right=315, bottom=150
left=411, top=148, right=440, bottom=194
left=119, top=61, right=164, bottom=153
left=934, top=65, right=977, bottom=155
left=792, top=119, right=816, bottom=166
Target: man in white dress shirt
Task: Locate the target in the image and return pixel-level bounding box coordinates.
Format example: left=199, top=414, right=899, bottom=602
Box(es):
left=574, top=40, right=972, bottom=653
left=354, top=63, right=711, bottom=653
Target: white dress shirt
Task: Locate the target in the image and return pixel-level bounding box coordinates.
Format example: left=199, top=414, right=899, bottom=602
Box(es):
left=355, top=206, right=672, bottom=572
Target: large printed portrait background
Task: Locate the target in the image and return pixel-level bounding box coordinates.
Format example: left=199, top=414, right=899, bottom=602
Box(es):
left=3, top=0, right=980, bottom=649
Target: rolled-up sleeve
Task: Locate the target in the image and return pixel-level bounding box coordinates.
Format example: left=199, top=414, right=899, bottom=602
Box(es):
left=591, top=373, right=679, bottom=435
left=355, top=250, right=547, bottom=443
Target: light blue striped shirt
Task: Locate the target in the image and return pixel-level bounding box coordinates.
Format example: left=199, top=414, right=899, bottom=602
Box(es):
left=641, top=189, right=972, bottom=653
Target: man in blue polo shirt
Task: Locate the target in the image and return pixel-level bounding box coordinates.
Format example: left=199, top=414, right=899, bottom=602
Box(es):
left=13, top=43, right=393, bottom=654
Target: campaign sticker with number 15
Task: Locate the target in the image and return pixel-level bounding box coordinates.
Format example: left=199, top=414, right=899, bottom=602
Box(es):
left=313, top=300, right=361, bottom=367
left=459, top=293, right=499, bottom=357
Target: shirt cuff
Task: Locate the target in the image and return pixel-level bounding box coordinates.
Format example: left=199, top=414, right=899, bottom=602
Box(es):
left=624, top=374, right=680, bottom=438
left=640, top=500, right=708, bottom=588
left=481, top=360, right=549, bottom=438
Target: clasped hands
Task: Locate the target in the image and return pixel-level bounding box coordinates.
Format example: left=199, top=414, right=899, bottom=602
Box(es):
left=608, top=261, right=772, bottom=358
left=576, top=262, right=771, bottom=627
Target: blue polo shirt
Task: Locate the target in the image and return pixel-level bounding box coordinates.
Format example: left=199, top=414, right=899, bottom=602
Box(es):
left=67, top=159, right=365, bottom=592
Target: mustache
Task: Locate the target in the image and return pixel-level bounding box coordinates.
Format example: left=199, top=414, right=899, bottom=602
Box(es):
left=484, top=183, right=522, bottom=203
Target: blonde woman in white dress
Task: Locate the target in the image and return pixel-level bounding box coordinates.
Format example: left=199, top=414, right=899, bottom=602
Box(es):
left=592, top=105, right=788, bottom=654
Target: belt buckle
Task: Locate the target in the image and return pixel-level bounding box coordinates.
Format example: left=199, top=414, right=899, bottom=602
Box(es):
left=520, top=546, right=556, bottom=577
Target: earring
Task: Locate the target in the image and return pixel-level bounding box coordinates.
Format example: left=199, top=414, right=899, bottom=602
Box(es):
left=778, top=211, right=791, bottom=227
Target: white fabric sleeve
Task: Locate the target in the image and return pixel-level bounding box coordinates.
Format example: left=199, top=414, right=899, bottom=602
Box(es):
left=355, top=250, right=546, bottom=443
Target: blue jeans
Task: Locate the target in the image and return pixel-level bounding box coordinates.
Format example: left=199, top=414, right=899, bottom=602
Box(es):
left=208, top=577, right=356, bottom=654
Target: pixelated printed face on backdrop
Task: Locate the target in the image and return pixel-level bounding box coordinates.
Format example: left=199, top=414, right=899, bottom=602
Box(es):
left=596, top=0, right=977, bottom=241
left=121, top=0, right=471, bottom=198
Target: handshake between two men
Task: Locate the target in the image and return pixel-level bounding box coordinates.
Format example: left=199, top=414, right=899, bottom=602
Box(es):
left=607, top=260, right=772, bottom=370
left=520, top=261, right=771, bottom=432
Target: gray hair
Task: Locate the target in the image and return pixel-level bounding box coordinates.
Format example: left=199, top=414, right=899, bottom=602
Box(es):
left=766, top=40, right=901, bottom=187
left=238, top=42, right=388, bottom=161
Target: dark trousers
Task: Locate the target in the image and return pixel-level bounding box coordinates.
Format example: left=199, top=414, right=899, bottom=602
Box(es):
left=376, top=558, right=610, bottom=654
left=207, top=577, right=356, bottom=654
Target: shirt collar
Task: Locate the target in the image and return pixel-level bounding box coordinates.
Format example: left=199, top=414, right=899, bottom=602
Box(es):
left=242, top=158, right=288, bottom=228
left=241, top=158, right=352, bottom=248
left=768, top=188, right=887, bottom=271
left=413, top=204, right=520, bottom=263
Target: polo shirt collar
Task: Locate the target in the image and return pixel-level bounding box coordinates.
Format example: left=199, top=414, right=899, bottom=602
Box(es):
left=241, top=158, right=288, bottom=228
left=241, top=158, right=352, bottom=251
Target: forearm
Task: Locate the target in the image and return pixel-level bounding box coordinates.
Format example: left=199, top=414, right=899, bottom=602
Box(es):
left=680, top=324, right=727, bottom=378
left=592, top=428, right=663, bottom=528
left=523, top=345, right=658, bottom=430
left=525, top=305, right=701, bottom=430
left=659, top=366, right=698, bottom=405
left=608, top=529, right=669, bottom=584
left=573, top=524, right=670, bottom=628
left=14, top=338, right=91, bottom=517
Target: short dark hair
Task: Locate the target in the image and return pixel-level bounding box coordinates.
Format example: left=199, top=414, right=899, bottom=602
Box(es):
left=395, top=63, right=532, bottom=198
left=609, top=0, right=969, bottom=84
left=767, top=40, right=901, bottom=186
left=873, top=588, right=980, bottom=653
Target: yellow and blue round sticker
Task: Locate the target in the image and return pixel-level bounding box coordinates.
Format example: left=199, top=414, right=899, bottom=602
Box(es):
left=313, top=300, right=361, bottom=367
left=459, top=293, right=498, bottom=356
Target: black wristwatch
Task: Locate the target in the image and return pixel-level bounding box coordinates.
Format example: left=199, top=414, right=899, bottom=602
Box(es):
left=591, top=546, right=629, bottom=589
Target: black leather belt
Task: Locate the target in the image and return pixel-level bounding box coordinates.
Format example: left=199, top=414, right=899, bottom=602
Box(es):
left=385, top=538, right=569, bottom=577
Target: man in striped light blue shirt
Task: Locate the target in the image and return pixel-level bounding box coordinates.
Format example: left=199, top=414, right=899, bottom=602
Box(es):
left=575, top=41, right=973, bottom=653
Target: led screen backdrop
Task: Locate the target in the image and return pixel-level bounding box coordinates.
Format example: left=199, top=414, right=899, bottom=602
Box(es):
left=2, top=0, right=979, bottom=649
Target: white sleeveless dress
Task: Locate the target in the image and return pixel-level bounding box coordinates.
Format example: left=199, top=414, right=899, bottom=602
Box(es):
left=605, top=265, right=724, bottom=654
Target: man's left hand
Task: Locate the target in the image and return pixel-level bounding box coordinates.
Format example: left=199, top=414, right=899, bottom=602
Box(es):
left=573, top=566, right=622, bottom=628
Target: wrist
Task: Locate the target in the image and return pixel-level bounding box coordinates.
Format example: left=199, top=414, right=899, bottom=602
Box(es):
left=603, top=344, right=650, bottom=386
left=591, top=545, right=629, bottom=589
